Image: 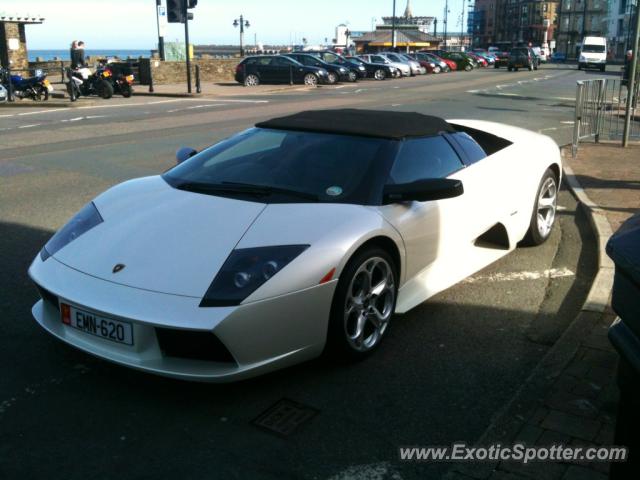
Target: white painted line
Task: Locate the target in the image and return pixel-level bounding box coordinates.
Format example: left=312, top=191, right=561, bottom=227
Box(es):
left=146, top=99, right=184, bottom=105
left=391, top=104, right=402, bottom=107
left=18, top=124, right=40, bottom=129
left=0, top=114, right=14, bottom=118
left=186, top=104, right=224, bottom=109
left=85, top=115, right=107, bottom=119
left=539, top=127, right=558, bottom=132
left=206, top=99, right=269, bottom=104
left=560, top=121, right=575, bottom=125
left=17, top=108, right=67, bottom=116
left=463, top=267, right=575, bottom=284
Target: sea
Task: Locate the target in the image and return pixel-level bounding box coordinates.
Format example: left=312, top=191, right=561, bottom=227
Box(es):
left=29, top=49, right=151, bottom=61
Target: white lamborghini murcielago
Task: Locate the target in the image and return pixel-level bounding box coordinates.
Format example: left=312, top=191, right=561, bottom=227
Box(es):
left=29, top=109, right=561, bottom=381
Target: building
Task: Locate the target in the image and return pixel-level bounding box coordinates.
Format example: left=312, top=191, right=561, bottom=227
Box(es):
left=556, top=0, right=609, bottom=57
left=0, top=13, right=44, bottom=72
left=436, top=31, right=472, bottom=50
left=468, top=0, right=498, bottom=47
left=606, top=0, right=638, bottom=59
left=491, top=1, right=558, bottom=48
left=354, top=0, right=440, bottom=52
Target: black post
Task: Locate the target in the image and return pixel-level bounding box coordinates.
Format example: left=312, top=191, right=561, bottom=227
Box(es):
left=444, top=0, right=449, bottom=49
left=60, top=60, right=64, bottom=83
left=156, top=0, right=166, bottom=61
left=240, top=15, right=245, bottom=57
left=149, top=65, right=154, bottom=93
left=184, top=1, right=192, bottom=94
left=391, top=0, right=396, bottom=49
left=6, top=64, right=14, bottom=102
left=289, top=65, right=293, bottom=85
left=195, top=64, right=201, bottom=93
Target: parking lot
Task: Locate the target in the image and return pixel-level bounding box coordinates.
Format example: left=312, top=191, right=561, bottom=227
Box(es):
left=0, top=63, right=601, bottom=479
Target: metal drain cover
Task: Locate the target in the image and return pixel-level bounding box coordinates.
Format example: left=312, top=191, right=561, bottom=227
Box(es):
left=252, top=398, right=318, bottom=436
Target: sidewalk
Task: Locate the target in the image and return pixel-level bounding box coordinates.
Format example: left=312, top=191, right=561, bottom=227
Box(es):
left=446, top=143, right=640, bottom=480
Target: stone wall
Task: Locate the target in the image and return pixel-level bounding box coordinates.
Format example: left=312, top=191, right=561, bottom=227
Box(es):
left=149, top=58, right=238, bottom=84
left=1, top=22, right=28, bottom=71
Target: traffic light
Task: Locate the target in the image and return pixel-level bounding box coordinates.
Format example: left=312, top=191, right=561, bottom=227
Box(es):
left=167, top=0, right=185, bottom=23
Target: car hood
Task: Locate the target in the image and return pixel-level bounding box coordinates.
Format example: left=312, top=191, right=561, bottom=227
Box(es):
left=52, top=176, right=267, bottom=298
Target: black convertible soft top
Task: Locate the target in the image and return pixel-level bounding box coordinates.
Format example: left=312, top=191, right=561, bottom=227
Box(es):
left=255, top=109, right=455, bottom=140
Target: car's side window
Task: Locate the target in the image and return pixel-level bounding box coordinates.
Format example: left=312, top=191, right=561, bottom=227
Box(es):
left=448, top=132, right=487, bottom=165
left=388, top=136, right=464, bottom=184
left=257, top=57, right=272, bottom=66
left=273, top=57, right=293, bottom=67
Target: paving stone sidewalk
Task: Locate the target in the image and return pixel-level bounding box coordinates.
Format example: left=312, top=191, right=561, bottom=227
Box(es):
left=445, top=143, right=640, bottom=480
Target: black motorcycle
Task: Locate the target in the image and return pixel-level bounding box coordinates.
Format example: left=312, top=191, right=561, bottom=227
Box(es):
left=0, top=67, right=51, bottom=101
left=67, top=66, right=113, bottom=101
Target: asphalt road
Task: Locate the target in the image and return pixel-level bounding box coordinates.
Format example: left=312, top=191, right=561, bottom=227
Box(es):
left=0, top=63, right=598, bottom=480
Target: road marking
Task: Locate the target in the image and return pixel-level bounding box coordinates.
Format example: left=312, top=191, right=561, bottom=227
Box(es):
left=204, top=99, right=269, bottom=103
left=462, top=267, right=575, bottom=284
left=146, top=99, right=184, bottom=105
left=391, top=104, right=402, bottom=106
left=18, top=124, right=40, bottom=128
left=560, top=120, right=575, bottom=124
left=17, top=108, right=68, bottom=116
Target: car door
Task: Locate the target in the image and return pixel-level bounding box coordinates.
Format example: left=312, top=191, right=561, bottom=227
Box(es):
left=254, top=56, right=277, bottom=82
left=271, top=56, right=298, bottom=83
left=377, top=135, right=468, bottom=282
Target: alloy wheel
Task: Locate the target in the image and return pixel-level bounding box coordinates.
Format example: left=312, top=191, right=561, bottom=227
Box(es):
left=536, top=176, right=557, bottom=238
left=343, top=257, right=395, bottom=352
left=304, top=74, right=318, bottom=86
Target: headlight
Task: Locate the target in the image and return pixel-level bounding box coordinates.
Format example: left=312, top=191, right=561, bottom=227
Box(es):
left=200, top=245, right=309, bottom=307
left=579, top=56, right=586, bottom=62
left=40, top=202, right=103, bottom=261
left=339, top=67, right=347, bottom=73
left=358, top=65, right=365, bottom=71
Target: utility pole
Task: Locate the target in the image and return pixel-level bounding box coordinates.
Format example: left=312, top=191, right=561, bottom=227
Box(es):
left=184, top=1, right=191, bottom=93
left=155, top=0, right=166, bottom=60
left=392, top=0, right=397, bottom=49
left=623, top=1, right=640, bottom=147
left=444, top=0, right=449, bottom=49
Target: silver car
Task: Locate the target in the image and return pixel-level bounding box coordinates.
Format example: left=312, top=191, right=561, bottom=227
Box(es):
left=383, top=52, right=425, bottom=76
left=359, top=54, right=410, bottom=77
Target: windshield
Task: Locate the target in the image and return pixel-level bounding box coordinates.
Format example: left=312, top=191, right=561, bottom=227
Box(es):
left=384, top=53, right=403, bottom=62
left=582, top=45, right=605, bottom=53
left=163, top=128, right=397, bottom=205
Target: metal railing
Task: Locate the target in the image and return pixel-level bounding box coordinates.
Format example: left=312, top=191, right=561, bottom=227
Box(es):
left=572, top=78, right=640, bottom=156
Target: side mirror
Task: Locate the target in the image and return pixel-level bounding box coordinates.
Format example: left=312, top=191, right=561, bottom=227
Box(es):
left=383, top=179, right=464, bottom=204
left=176, top=147, right=197, bottom=164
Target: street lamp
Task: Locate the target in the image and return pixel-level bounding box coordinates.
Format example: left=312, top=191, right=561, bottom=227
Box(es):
left=233, top=15, right=250, bottom=57
left=345, top=28, right=351, bottom=52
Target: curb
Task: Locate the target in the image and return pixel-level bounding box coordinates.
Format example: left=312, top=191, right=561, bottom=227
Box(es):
left=445, top=144, right=612, bottom=479
left=0, top=101, right=76, bottom=109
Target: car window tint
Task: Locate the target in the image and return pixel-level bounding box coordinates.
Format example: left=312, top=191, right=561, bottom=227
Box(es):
left=449, top=132, right=487, bottom=164
left=371, top=56, right=385, bottom=63
left=257, top=57, right=272, bottom=65
left=204, top=130, right=287, bottom=167
left=389, top=136, right=463, bottom=184
left=273, top=57, right=294, bottom=67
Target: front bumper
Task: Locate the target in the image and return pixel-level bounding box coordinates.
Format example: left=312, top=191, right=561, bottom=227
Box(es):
left=29, top=255, right=336, bottom=382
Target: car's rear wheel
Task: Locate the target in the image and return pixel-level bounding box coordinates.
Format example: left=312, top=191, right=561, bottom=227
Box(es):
left=347, top=71, right=358, bottom=82
left=326, top=247, right=397, bottom=360
left=303, top=73, right=318, bottom=86
left=464, top=64, right=472, bottom=71
left=373, top=69, right=386, bottom=80
left=524, top=169, right=558, bottom=245
left=244, top=74, right=259, bottom=86
left=433, top=65, right=441, bottom=74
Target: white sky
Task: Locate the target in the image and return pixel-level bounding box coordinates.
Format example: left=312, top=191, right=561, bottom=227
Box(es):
left=9, top=0, right=466, bottom=50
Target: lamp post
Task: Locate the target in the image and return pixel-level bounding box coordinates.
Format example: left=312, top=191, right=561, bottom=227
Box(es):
left=233, top=15, right=250, bottom=57
left=392, top=0, right=397, bottom=49
left=345, top=28, right=351, bottom=53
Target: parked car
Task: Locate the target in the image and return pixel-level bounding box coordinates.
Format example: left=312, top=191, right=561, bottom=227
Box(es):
left=283, top=53, right=354, bottom=83
left=358, top=54, right=410, bottom=77
left=473, top=51, right=496, bottom=65
left=531, top=46, right=547, bottom=63
left=435, top=51, right=475, bottom=71
left=507, top=47, right=538, bottom=71
left=0, top=83, right=7, bottom=102
left=414, top=52, right=451, bottom=72
left=303, top=50, right=366, bottom=80
left=420, top=51, right=457, bottom=71
left=468, top=53, right=488, bottom=67
left=345, top=56, right=397, bottom=80
left=550, top=52, right=567, bottom=63
left=382, top=52, right=425, bottom=75
left=409, top=53, right=442, bottom=73
left=235, top=56, right=328, bottom=86
left=28, top=109, right=562, bottom=382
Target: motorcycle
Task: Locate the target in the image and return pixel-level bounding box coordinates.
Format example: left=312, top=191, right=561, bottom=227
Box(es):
left=0, top=67, right=52, bottom=101
left=67, top=66, right=113, bottom=100
left=96, top=62, right=134, bottom=98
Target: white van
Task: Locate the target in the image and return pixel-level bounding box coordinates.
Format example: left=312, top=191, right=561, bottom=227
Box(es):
left=579, top=36, right=607, bottom=71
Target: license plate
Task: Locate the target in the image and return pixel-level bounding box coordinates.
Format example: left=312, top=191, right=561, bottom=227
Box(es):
left=61, top=303, right=134, bottom=346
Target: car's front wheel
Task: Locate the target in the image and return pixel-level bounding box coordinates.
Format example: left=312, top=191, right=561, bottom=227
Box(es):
left=326, top=247, right=397, bottom=360
left=303, top=73, right=319, bottom=86
left=327, top=72, right=338, bottom=84
left=373, top=68, right=386, bottom=80
left=524, top=168, right=558, bottom=245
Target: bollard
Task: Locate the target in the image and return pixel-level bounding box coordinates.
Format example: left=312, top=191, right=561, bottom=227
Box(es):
left=289, top=65, right=293, bottom=85
left=195, top=64, right=201, bottom=94
left=148, top=68, right=154, bottom=93
left=6, top=64, right=14, bottom=102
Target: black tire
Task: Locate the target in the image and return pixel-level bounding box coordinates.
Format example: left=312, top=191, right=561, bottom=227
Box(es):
left=120, top=82, right=132, bottom=98
left=327, top=72, right=338, bottom=84
left=325, top=246, right=398, bottom=361
left=97, top=79, right=113, bottom=99
left=373, top=68, right=386, bottom=80
left=523, top=169, right=559, bottom=246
